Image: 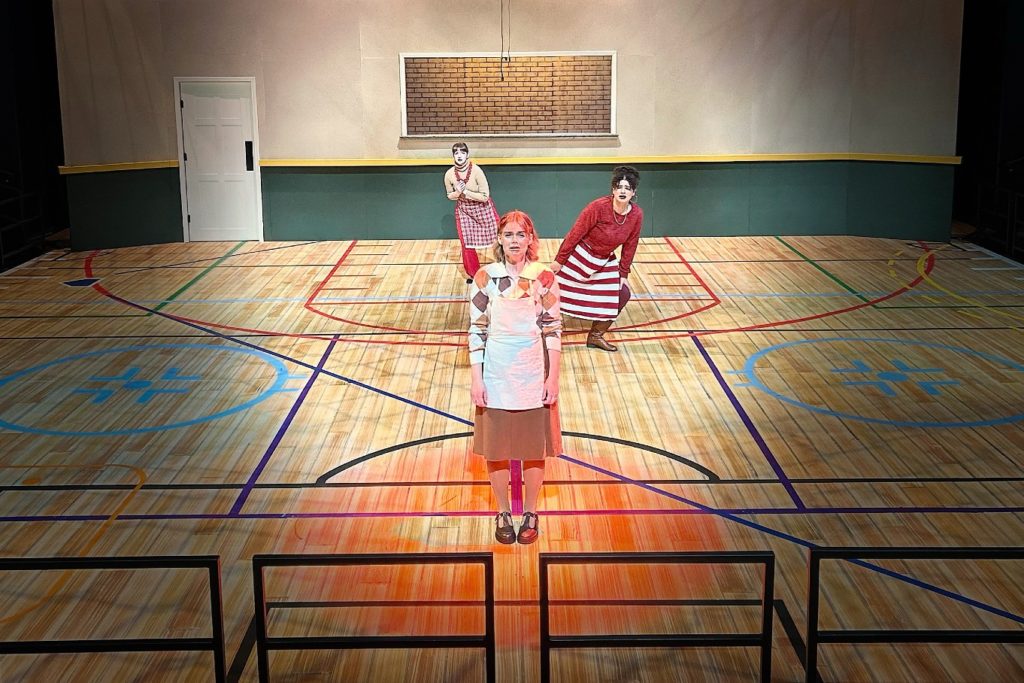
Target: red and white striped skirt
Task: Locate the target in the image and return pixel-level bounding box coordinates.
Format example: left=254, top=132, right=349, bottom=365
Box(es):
left=455, top=197, right=499, bottom=249
left=556, top=242, right=621, bottom=321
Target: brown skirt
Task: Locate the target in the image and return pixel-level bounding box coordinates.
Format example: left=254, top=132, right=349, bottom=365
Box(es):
left=473, top=403, right=562, bottom=461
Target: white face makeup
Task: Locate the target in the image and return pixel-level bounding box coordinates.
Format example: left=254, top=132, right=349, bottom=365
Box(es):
left=612, top=180, right=635, bottom=203
left=453, top=148, right=469, bottom=166
left=499, top=225, right=530, bottom=263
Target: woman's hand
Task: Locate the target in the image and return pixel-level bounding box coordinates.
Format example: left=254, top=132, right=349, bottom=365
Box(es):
left=471, top=375, right=488, bottom=407
left=542, top=377, right=559, bottom=405
left=550, top=262, right=562, bottom=274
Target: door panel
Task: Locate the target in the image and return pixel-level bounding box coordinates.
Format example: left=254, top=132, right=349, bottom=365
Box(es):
left=179, top=81, right=261, bottom=241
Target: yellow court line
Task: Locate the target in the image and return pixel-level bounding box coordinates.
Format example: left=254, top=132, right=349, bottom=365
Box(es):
left=0, top=464, right=147, bottom=624
left=957, top=309, right=986, bottom=320
left=916, top=246, right=1024, bottom=331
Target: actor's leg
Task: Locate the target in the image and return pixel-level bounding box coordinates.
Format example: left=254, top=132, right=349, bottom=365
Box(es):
left=522, top=459, right=546, bottom=513
left=486, top=460, right=515, bottom=544
left=462, top=246, right=480, bottom=280
left=587, top=319, right=618, bottom=352
left=517, top=459, right=546, bottom=544
left=486, top=460, right=511, bottom=512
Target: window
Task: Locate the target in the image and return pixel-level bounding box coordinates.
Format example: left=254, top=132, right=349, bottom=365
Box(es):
left=401, top=52, right=615, bottom=137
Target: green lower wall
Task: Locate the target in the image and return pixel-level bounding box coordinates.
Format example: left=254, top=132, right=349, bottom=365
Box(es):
left=67, top=161, right=954, bottom=249
left=67, top=168, right=183, bottom=250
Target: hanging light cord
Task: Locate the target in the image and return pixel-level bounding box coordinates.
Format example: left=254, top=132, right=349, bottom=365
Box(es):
left=499, top=0, right=511, bottom=81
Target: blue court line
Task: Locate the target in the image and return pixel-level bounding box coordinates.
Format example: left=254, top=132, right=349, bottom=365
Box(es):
left=93, top=289, right=1024, bottom=626
left=228, top=337, right=339, bottom=515
left=692, top=335, right=805, bottom=509
left=101, top=291, right=473, bottom=428
left=108, top=241, right=319, bottom=276
left=557, top=453, right=1024, bottom=626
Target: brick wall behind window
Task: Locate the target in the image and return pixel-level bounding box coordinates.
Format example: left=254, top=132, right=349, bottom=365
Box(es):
left=404, top=55, right=612, bottom=135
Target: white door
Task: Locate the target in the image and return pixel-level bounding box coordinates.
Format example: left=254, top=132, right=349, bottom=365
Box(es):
left=176, top=79, right=263, bottom=241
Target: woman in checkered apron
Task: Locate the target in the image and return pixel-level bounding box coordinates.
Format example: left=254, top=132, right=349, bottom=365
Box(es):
left=551, top=166, right=643, bottom=352
left=445, top=142, right=500, bottom=282
left=468, top=210, right=562, bottom=545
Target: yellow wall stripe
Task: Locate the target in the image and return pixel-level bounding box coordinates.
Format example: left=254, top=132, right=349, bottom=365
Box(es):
left=59, top=160, right=179, bottom=175
left=60, top=152, right=961, bottom=174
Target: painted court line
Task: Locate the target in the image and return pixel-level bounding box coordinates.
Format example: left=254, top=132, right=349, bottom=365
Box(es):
left=774, top=236, right=869, bottom=303
left=0, top=464, right=146, bottom=624
left=151, top=241, right=245, bottom=313
left=692, top=335, right=804, bottom=509
left=61, top=242, right=1024, bottom=629
left=229, top=337, right=339, bottom=515
left=7, top=504, right=1024, bottom=524
left=558, top=453, right=1024, bottom=627
left=6, top=289, right=1024, bottom=308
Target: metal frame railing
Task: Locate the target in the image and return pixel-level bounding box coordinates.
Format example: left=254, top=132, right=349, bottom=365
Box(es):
left=252, top=552, right=495, bottom=683
left=539, top=551, right=775, bottom=682
left=0, top=555, right=225, bottom=681
left=806, top=547, right=1024, bottom=682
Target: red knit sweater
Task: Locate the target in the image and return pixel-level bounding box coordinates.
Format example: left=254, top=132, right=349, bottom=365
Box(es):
left=554, top=197, right=644, bottom=277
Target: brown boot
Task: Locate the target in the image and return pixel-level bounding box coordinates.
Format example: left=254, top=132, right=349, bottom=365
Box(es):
left=587, top=320, right=618, bottom=352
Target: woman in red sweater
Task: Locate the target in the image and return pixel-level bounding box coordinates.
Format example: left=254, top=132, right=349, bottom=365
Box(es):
left=551, top=166, right=642, bottom=352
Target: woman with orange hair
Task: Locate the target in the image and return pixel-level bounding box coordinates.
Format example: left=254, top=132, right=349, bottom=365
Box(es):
left=468, top=210, right=562, bottom=544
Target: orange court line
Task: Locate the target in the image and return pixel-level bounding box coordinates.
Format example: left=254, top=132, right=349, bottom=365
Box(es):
left=0, top=464, right=147, bottom=624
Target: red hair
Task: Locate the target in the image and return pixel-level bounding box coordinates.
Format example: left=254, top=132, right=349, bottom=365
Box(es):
left=494, top=210, right=540, bottom=262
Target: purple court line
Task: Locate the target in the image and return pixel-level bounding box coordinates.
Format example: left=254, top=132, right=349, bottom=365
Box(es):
left=691, top=335, right=805, bottom=509
left=228, top=336, right=339, bottom=515
left=510, top=461, right=523, bottom=515
left=79, top=277, right=1024, bottom=624
left=557, top=453, right=1024, bottom=626
left=7, top=505, right=1024, bottom=523
left=98, top=290, right=472, bottom=426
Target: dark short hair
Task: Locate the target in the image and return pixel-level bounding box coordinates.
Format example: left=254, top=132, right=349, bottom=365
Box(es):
left=452, top=142, right=469, bottom=154
left=611, top=165, right=640, bottom=191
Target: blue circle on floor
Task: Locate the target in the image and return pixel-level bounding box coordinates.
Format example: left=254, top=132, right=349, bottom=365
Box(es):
left=737, top=337, right=1024, bottom=427
left=0, top=343, right=295, bottom=436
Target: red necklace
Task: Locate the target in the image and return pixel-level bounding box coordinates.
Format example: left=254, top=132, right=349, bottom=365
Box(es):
left=454, top=162, right=473, bottom=183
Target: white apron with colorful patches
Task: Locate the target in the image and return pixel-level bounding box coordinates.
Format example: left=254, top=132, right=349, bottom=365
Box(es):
left=483, top=292, right=545, bottom=410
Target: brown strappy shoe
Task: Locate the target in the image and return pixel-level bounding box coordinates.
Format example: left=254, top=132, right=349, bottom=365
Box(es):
left=516, top=512, right=540, bottom=544
left=494, top=512, right=516, bottom=544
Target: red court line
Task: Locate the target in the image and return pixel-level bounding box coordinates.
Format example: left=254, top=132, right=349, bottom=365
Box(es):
left=615, top=242, right=938, bottom=344
left=87, top=252, right=466, bottom=348
left=610, top=237, right=722, bottom=334
left=304, top=241, right=461, bottom=335
left=83, top=239, right=935, bottom=348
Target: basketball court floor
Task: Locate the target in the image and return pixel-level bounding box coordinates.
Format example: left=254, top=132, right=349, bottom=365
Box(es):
left=0, top=235, right=1022, bottom=681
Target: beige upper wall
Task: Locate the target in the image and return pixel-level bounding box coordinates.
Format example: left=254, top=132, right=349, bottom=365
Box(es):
left=54, top=0, right=963, bottom=165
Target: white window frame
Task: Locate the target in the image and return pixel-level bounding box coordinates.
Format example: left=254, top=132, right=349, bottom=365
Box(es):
left=399, top=51, right=617, bottom=138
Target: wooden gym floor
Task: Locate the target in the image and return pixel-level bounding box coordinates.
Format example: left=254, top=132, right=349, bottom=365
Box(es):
left=0, top=236, right=1022, bottom=681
